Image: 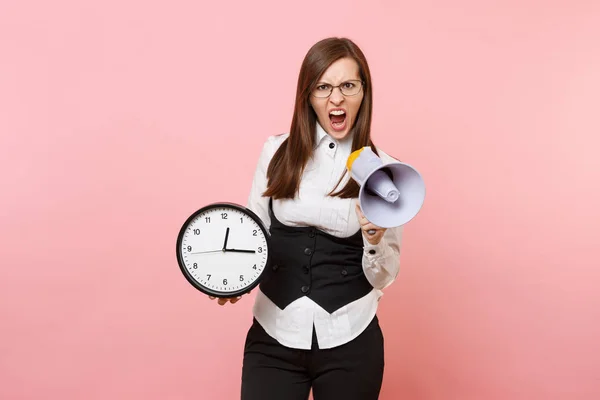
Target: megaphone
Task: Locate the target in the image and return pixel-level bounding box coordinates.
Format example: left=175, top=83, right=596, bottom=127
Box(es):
left=347, top=146, right=425, bottom=229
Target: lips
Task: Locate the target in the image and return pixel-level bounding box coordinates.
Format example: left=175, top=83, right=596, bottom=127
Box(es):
left=329, top=108, right=347, bottom=132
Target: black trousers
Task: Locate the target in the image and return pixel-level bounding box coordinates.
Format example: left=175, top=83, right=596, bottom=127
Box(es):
left=240, top=315, right=385, bottom=400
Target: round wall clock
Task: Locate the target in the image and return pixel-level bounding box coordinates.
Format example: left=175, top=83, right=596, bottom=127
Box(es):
left=176, top=202, right=270, bottom=298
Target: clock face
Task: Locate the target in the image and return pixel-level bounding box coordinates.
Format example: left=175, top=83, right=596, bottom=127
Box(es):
left=176, top=203, right=269, bottom=297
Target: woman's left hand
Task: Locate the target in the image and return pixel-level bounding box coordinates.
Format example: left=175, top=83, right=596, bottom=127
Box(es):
left=355, top=203, right=386, bottom=245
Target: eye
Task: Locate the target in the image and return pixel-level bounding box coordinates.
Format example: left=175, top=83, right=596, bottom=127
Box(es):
left=316, top=84, right=331, bottom=91
left=343, top=82, right=355, bottom=89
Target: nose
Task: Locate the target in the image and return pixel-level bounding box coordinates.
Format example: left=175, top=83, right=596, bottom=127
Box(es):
left=329, top=87, right=344, bottom=105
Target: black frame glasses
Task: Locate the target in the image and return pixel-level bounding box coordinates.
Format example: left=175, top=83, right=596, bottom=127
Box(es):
left=310, top=80, right=365, bottom=98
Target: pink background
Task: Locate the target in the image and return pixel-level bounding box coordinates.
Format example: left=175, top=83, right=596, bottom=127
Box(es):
left=1, top=1, right=599, bottom=399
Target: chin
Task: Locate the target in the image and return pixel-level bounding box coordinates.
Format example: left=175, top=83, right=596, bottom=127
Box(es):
left=329, top=130, right=349, bottom=140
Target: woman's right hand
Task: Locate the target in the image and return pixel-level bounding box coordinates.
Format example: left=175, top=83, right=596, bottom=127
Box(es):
left=209, top=295, right=242, bottom=305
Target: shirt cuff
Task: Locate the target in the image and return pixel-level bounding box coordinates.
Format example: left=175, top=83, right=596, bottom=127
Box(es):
left=363, top=239, right=388, bottom=260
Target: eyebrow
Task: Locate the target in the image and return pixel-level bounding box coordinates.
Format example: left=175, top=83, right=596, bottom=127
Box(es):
left=315, top=79, right=360, bottom=85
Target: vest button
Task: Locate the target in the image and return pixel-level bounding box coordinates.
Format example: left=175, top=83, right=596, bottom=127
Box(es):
left=309, top=231, right=315, bottom=238
left=341, top=269, right=348, bottom=276
left=304, top=248, right=312, bottom=256
left=303, top=266, right=309, bottom=274
left=272, top=264, right=279, bottom=271
left=301, top=285, right=310, bottom=293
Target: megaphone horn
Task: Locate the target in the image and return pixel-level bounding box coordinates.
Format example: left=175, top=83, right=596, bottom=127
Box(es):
left=347, top=146, right=426, bottom=229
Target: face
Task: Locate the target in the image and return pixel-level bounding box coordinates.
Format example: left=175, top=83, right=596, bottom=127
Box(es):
left=309, top=57, right=364, bottom=141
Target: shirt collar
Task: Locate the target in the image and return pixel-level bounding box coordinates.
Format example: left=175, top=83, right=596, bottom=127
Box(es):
left=314, top=121, right=329, bottom=148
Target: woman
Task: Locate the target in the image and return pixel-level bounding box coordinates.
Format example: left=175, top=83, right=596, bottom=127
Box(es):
left=212, top=37, right=403, bottom=399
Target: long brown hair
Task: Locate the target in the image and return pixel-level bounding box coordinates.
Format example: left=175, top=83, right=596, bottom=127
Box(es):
left=262, top=37, right=379, bottom=200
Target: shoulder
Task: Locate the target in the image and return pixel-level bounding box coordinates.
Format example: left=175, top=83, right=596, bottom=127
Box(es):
left=259, top=133, right=289, bottom=157
left=254, top=133, right=289, bottom=164
left=265, top=132, right=289, bottom=149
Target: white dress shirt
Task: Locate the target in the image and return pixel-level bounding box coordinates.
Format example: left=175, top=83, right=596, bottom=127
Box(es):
left=246, top=122, right=403, bottom=350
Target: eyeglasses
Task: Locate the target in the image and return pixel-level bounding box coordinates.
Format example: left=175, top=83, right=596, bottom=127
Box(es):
left=311, top=80, right=364, bottom=98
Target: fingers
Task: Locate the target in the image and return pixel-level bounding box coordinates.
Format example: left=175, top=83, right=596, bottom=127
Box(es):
left=208, top=295, right=242, bottom=305
left=218, top=297, right=229, bottom=305
left=363, top=223, right=380, bottom=235
left=355, top=204, right=382, bottom=232
left=355, top=204, right=375, bottom=227
left=355, top=203, right=365, bottom=219
left=364, top=223, right=384, bottom=241
left=355, top=203, right=386, bottom=244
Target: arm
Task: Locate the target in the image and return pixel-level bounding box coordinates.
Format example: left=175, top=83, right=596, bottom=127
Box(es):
left=361, top=225, right=403, bottom=290
left=357, top=148, right=408, bottom=289
left=246, top=137, right=277, bottom=231
left=211, top=137, right=276, bottom=306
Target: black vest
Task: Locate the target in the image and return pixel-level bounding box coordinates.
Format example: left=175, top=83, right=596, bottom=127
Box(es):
left=259, top=198, right=373, bottom=314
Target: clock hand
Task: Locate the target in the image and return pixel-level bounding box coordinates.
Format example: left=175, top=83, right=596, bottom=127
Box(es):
left=224, top=248, right=256, bottom=253
left=223, top=227, right=230, bottom=250
left=189, top=249, right=223, bottom=255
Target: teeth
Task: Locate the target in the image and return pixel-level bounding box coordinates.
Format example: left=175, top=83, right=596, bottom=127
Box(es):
left=329, top=110, right=345, bottom=116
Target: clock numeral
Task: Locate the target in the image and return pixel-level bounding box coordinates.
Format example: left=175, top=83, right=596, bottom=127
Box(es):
left=205, top=217, right=211, bottom=223
left=223, top=279, right=228, bottom=285
left=193, top=229, right=200, bottom=235
left=239, top=275, right=244, bottom=281
left=206, top=274, right=211, bottom=280
left=258, top=247, right=263, bottom=253
left=253, top=230, right=257, bottom=236
left=187, top=245, right=192, bottom=252
left=221, top=213, right=228, bottom=219
left=252, top=264, right=257, bottom=270
left=240, top=217, right=243, bottom=223
left=193, top=263, right=198, bottom=269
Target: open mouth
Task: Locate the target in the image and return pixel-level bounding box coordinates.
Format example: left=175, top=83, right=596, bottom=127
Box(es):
left=329, top=109, right=347, bottom=131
